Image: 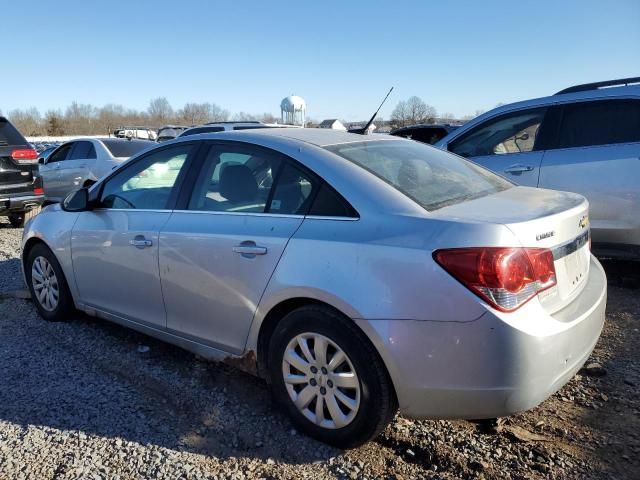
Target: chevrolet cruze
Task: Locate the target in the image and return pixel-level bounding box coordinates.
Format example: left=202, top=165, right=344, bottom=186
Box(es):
left=22, top=128, right=606, bottom=447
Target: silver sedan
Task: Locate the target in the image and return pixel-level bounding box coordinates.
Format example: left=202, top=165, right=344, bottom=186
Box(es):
left=39, top=138, right=154, bottom=203
left=21, top=129, right=606, bottom=447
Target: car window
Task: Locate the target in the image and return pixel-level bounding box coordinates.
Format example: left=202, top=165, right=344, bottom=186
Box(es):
left=188, top=145, right=283, bottom=213
left=449, top=108, right=547, bottom=157
left=267, top=163, right=316, bottom=215
left=553, top=99, right=640, bottom=149
left=101, top=139, right=153, bottom=158
left=100, top=144, right=193, bottom=210
left=0, top=118, right=28, bottom=146
left=47, top=144, right=74, bottom=163
left=411, top=128, right=448, bottom=145
left=325, top=140, right=512, bottom=211
left=69, top=141, right=94, bottom=160
left=308, top=183, right=358, bottom=218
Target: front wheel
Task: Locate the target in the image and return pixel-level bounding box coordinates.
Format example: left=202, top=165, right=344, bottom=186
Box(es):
left=25, top=243, right=74, bottom=321
left=268, top=305, right=397, bottom=448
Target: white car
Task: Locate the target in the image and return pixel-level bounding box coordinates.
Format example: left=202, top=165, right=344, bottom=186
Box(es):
left=39, top=138, right=154, bottom=203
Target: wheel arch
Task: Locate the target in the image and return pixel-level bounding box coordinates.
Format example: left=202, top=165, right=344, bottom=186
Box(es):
left=253, top=296, right=399, bottom=407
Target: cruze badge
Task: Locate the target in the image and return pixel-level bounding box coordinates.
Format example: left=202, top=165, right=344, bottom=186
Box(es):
left=579, top=215, right=589, bottom=229
left=536, top=231, right=555, bottom=241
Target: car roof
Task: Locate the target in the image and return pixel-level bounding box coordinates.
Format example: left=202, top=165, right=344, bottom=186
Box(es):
left=181, top=127, right=400, bottom=147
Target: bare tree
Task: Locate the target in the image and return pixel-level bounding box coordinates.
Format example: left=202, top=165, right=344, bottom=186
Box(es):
left=391, top=100, right=408, bottom=127
left=391, top=96, right=437, bottom=127
left=45, top=110, right=65, bottom=136
left=148, top=97, right=173, bottom=125
left=7, top=108, right=42, bottom=136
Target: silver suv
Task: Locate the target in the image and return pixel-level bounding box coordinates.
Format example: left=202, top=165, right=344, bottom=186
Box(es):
left=436, top=77, right=640, bottom=261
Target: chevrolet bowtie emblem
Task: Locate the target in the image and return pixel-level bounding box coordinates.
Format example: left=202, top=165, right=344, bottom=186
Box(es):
left=579, top=215, right=589, bottom=229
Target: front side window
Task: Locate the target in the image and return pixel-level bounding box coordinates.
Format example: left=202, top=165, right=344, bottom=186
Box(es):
left=450, top=108, right=547, bottom=157
left=47, top=143, right=73, bottom=163
left=554, top=99, right=640, bottom=149
left=325, top=140, right=512, bottom=211
left=100, top=144, right=193, bottom=209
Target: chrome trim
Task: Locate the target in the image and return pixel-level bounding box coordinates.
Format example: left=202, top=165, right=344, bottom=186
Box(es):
left=0, top=182, right=31, bottom=191
left=552, top=230, right=590, bottom=261
left=12, top=204, right=359, bottom=220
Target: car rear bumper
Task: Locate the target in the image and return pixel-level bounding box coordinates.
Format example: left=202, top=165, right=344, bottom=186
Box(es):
left=355, top=255, right=607, bottom=419
left=0, top=194, right=44, bottom=215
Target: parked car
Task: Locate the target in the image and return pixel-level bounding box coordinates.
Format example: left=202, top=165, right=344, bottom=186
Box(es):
left=157, top=125, right=190, bottom=142
left=0, top=116, right=43, bottom=227
left=113, top=126, right=158, bottom=141
left=390, top=123, right=460, bottom=144
left=22, top=129, right=606, bottom=447
left=178, top=121, right=269, bottom=138
left=39, top=138, right=154, bottom=203
left=436, top=77, right=640, bottom=261
left=37, top=146, right=57, bottom=163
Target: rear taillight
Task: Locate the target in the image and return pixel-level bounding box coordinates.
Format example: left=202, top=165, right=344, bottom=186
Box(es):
left=11, top=148, right=38, bottom=163
left=33, top=187, right=44, bottom=195
left=433, top=247, right=557, bottom=312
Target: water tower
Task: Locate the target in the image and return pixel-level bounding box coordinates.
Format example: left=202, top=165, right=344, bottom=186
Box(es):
left=280, top=95, right=306, bottom=126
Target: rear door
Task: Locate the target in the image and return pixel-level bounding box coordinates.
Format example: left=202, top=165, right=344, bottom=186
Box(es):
left=58, top=141, right=96, bottom=194
left=538, top=99, right=640, bottom=249
left=40, top=143, right=74, bottom=201
left=159, top=142, right=317, bottom=354
left=448, top=107, right=550, bottom=187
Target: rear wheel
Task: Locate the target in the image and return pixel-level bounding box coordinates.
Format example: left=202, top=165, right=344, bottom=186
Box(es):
left=25, top=243, right=74, bottom=321
left=268, top=305, right=397, bottom=448
left=8, top=206, right=41, bottom=228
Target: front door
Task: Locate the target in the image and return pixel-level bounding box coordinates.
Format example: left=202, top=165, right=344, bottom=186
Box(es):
left=160, top=142, right=317, bottom=353
left=71, top=143, right=197, bottom=327
left=40, top=142, right=74, bottom=201
left=447, top=107, right=549, bottom=187
left=58, top=141, right=96, bottom=194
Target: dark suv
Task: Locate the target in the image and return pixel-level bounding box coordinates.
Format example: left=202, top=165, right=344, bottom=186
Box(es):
left=0, top=117, right=44, bottom=227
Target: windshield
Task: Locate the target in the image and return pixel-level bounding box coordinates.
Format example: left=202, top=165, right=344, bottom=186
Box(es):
left=324, top=140, right=512, bottom=210
left=101, top=139, right=153, bottom=158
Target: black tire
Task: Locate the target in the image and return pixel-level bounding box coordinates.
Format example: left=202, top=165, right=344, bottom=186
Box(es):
left=8, top=206, right=40, bottom=228
left=25, top=243, right=75, bottom=322
left=268, top=305, right=397, bottom=448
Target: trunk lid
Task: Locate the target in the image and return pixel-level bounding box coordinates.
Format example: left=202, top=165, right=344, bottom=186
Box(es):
left=433, top=186, right=591, bottom=313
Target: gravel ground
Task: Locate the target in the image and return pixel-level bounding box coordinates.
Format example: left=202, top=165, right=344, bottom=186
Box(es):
left=0, top=219, right=638, bottom=479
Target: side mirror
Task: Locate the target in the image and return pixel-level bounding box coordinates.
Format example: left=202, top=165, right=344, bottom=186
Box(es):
left=62, top=187, right=91, bottom=212
left=38, top=157, right=46, bottom=165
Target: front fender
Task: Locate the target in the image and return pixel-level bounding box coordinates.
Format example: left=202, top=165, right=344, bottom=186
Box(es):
left=22, top=205, right=81, bottom=304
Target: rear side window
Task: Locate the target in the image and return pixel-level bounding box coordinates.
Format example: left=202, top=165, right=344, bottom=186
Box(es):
left=308, top=183, right=358, bottom=217
left=553, top=100, right=640, bottom=149
left=267, top=163, right=316, bottom=215
left=48, top=143, right=74, bottom=163
left=0, top=118, right=28, bottom=146
left=449, top=108, right=546, bottom=157
left=325, top=140, right=512, bottom=211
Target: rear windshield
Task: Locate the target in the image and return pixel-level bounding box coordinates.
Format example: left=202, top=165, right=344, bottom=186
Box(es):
left=0, top=118, right=28, bottom=146
left=101, top=139, right=153, bottom=158
left=324, top=140, right=512, bottom=210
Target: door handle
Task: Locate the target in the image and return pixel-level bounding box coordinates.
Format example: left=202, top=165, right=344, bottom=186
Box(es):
left=233, top=243, right=267, bottom=256
left=504, top=165, right=534, bottom=174
left=129, top=236, right=153, bottom=248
